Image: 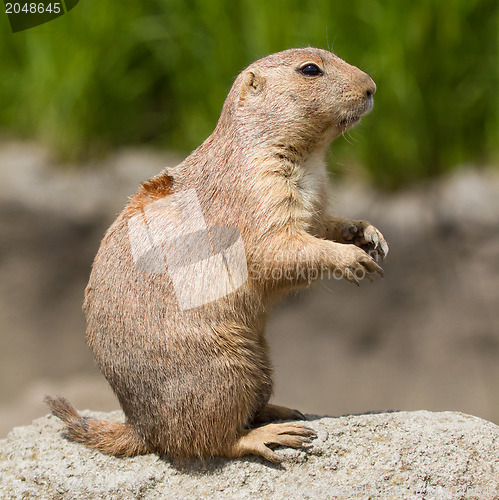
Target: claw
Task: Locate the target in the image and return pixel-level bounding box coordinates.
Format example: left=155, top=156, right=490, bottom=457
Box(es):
left=375, top=264, right=384, bottom=278
left=345, top=267, right=360, bottom=286
left=291, top=409, right=306, bottom=420
left=379, top=240, right=389, bottom=258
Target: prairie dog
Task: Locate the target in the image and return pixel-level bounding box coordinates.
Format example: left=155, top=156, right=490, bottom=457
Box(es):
left=46, top=47, right=388, bottom=463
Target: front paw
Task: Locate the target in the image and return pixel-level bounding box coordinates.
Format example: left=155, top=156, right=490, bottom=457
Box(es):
left=341, top=220, right=389, bottom=260
left=333, top=244, right=384, bottom=285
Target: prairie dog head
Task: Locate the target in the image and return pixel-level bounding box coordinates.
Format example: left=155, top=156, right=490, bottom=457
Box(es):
left=221, top=48, right=376, bottom=151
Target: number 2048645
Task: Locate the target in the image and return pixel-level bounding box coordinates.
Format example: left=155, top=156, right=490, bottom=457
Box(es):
left=5, top=3, right=62, bottom=14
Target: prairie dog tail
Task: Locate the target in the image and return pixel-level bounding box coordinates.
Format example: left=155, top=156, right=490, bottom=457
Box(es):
left=44, top=395, right=148, bottom=457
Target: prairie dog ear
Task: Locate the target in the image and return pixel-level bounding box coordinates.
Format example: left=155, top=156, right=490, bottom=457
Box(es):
left=241, top=70, right=265, bottom=96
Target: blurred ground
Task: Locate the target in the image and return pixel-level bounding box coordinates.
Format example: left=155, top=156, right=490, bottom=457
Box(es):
left=0, top=141, right=498, bottom=437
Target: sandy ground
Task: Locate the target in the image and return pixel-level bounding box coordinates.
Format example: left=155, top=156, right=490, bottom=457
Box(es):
left=0, top=141, right=498, bottom=437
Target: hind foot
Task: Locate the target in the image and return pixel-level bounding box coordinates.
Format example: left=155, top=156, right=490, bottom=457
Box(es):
left=252, top=403, right=305, bottom=424
left=228, top=422, right=316, bottom=462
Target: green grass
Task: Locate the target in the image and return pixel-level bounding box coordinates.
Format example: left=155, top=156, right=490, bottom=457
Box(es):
left=0, top=0, right=497, bottom=188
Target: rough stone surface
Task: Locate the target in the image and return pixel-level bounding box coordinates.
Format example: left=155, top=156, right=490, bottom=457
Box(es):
left=0, top=410, right=498, bottom=499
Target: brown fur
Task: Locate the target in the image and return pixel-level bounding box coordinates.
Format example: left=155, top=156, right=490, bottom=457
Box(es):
left=44, top=396, right=147, bottom=457
left=46, top=47, right=388, bottom=462
left=127, top=174, right=174, bottom=212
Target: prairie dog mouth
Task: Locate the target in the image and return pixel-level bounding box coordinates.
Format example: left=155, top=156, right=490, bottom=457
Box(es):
left=364, top=94, right=374, bottom=114
left=340, top=95, right=374, bottom=130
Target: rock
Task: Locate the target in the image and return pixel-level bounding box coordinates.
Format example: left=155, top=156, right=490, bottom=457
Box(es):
left=0, top=410, right=498, bottom=499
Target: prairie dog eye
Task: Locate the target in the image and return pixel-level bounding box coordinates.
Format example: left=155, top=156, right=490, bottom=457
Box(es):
left=298, top=63, right=323, bottom=77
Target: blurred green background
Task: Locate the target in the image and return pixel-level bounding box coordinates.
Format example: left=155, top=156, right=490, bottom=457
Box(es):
left=0, top=0, right=497, bottom=188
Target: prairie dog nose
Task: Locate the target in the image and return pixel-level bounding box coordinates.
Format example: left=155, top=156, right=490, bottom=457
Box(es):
left=363, top=74, right=376, bottom=98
